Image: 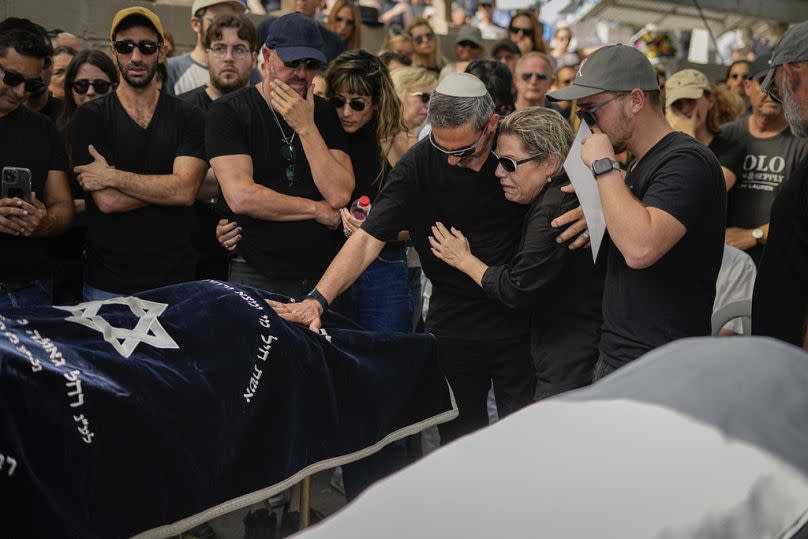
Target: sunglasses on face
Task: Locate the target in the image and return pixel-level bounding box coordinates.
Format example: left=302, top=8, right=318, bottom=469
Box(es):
left=520, top=71, right=548, bottom=82
left=409, top=91, right=431, bottom=104
left=576, top=93, right=626, bottom=127
left=72, top=78, right=114, bottom=95
left=282, top=58, right=322, bottom=71
left=457, top=40, right=480, bottom=49
left=760, top=72, right=782, bottom=104
left=412, top=33, right=435, bottom=45
left=429, top=128, right=486, bottom=158
left=112, top=39, right=163, bottom=55
left=0, top=63, right=45, bottom=93
left=509, top=26, right=534, bottom=37
left=331, top=95, right=367, bottom=111
left=493, top=151, right=542, bottom=172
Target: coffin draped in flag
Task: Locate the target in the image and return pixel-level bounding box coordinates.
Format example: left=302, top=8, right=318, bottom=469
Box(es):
left=0, top=280, right=456, bottom=539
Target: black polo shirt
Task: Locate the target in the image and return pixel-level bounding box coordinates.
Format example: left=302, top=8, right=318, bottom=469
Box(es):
left=362, top=138, right=529, bottom=341
left=0, top=106, right=68, bottom=281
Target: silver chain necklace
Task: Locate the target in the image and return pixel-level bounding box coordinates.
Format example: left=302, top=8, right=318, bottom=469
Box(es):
left=261, top=78, right=296, bottom=146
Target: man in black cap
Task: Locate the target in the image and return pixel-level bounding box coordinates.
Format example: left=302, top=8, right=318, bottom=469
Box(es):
left=723, top=53, right=808, bottom=265
left=0, top=17, right=73, bottom=308
left=547, top=44, right=726, bottom=378
left=491, top=38, right=519, bottom=79
left=207, top=12, right=353, bottom=299
left=754, top=21, right=808, bottom=349
left=71, top=7, right=207, bottom=300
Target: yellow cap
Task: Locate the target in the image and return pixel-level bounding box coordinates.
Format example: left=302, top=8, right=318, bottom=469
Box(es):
left=109, top=6, right=165, bottom=42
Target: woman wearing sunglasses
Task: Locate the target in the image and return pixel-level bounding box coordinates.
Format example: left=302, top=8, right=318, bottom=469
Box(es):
left=52, top=50, right=118, bottom=303
left=406, top=18, right=446, bottom=75
left=507, top=10, right=548, bottom=56
left=390, top=65, right=437, bottom=136
left=327, top=0, right=362, bottom=51
left=429, top=107, right=605, bottom=400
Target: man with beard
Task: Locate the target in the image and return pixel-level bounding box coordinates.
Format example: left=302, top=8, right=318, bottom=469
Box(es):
left=754, top=21, right=808, bottom=349
left=0, top=18, right=73, bottom=308
left=71, top=7, right=207, bottom=300
left=547, top=45, right=726, bottom=379
left=206, top=12, right=353, bottom=299
left=723, top=54, right=808, bottom=265
left=179, top=14, right=258, bottom=280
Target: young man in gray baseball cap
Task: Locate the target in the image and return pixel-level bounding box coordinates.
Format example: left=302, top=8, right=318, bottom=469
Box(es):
left=753, top=20, right=808, bottom=349
left=547, top=44, right=727, bottom=378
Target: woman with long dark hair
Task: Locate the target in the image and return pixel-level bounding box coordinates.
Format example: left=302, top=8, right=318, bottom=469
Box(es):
left=56, top=50, right=118, bottom=147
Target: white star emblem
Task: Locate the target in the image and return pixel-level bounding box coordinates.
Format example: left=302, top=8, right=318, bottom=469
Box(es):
left=56, top=297, right=179, bottom=358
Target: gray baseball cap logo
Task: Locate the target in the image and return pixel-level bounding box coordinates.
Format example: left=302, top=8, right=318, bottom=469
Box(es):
left=547, top=44, right=659, bottom=102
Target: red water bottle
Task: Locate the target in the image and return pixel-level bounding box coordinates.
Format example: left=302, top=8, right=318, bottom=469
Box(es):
left=350, top=195, right=371, bottom=220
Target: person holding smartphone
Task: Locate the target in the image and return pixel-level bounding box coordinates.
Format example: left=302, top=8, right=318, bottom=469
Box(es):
left=0, top=17, right=74, bottom=308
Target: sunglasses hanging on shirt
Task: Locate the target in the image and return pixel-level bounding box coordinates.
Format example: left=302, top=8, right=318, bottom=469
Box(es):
left=72, top=79, right=114, bottom=95
left=112, top=39, right=163, bottom=55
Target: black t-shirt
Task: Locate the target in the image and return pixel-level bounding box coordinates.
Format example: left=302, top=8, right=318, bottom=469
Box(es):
left=601, top=132, right=726, bottom=367
left=348, top=119, right=386, bottom=202
left=481, top=182, right=605, bottom=398
left=708, top=132, right=744, bottom=179
left=206, top=86, right=348, bottom=279
left=177, top=85, right=213, bottom=112
left=0, top=106, right=68, bottom=280
left=71, top=91, right=206, bottom=293
left=36, top=96, right=64, bottom=124
left=723, top=118, right=808, bottom=262
left=362, top=138, right=529, bottom=341
left=752, top=156, right=808, bottom=346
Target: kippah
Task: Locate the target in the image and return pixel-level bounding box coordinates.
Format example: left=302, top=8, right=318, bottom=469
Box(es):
left=435, top=73, right=487, bottom=98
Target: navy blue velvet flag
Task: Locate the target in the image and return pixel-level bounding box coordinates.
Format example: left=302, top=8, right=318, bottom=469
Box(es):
left=0, top=281, right=456, bottom=539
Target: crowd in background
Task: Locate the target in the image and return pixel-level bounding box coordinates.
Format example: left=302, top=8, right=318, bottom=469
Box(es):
left=2, top=2, right=808, bottom=538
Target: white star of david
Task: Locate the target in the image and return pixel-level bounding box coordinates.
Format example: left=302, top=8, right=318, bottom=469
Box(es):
left=56, top=296, right=179, bottom=358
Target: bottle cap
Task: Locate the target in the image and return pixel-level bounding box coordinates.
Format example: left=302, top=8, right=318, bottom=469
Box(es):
left=359, top=196, right=370, bottom=206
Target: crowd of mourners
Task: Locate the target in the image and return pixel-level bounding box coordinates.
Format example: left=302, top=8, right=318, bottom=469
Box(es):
left=2, top=1, right=808, bottom=537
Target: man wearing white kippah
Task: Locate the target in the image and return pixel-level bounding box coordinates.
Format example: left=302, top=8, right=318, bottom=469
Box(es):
left=270, top=73, right=588, bottom=441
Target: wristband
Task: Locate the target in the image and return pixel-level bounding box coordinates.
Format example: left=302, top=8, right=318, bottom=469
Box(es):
left=305, top=287, right=329, bottom=313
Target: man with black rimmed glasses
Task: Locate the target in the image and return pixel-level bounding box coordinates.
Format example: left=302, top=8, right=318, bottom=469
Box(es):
left=206, top=12, right=352, bottom=299
left=166, top=0, right=247, bottom=96
left=753, top=20, right=808, bottom=350
left=71, top=7, right=207, bottom=301
left=271, top=73, right=587, bottom=442
left=0, top=17, right=73, bottom=308
left=547, top=44, right=726, bottom=379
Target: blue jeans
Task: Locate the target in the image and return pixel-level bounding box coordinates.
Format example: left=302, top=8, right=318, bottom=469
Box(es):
left=82, top=283, right=122, bottom=302
left=228, top=257, right=318, bottom=299
left=0, top=279, right=52, bottom=309
left=341, top=244, right=412, bottom=333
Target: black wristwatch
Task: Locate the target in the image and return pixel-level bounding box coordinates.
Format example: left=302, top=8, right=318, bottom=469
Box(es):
left=305, top=287, right=329, bottom=313
left=591, top=158, right=622, bottom=178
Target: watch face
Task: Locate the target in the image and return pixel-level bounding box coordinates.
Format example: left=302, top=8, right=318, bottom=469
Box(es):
left=752, top=228, right=763, bottom=239
left=593, top=159, right=613, bottom=175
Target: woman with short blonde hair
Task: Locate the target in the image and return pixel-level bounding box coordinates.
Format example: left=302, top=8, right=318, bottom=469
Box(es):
left=391, top=66, right=438, bottom=135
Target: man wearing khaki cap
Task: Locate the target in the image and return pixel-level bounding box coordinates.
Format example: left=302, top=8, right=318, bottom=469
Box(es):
left=754, top=21, right=808, bottom=349
left=664, top=68, right=744, bottom=189
left=166, top=0, right=247, bottom=95
left=454, top=25, right=484, bottom=62
left=547, top=44, right=726, bottom=378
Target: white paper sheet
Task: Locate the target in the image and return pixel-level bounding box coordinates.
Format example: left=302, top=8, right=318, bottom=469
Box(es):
left=563, top=122, right=606, bottom=263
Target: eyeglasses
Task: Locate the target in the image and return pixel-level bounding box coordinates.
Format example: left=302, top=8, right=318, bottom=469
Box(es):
left=409, top=91, right=431, bottom=104
left=509, top=26, right=534, bottom=37
left=429, top=128, right=486, bottom=158
left=281, top=143, right=296, bottom=184
left=331, top=95, right=367, bottom=111
left=520, top=72, right=548, bottom=82
left=576, top=93, right=626, bottom=126
left=0, top=63, right=45, bottom=93
left=334, top=16, right=354, bottom=25
left=760, top=71, right=782, bottom=104
left=208, top=44, right=250, bottom=58
left=412, top=33, right=435, bottom=45
left=457, top=40, right=480, bottom=49
left=282, top=58, right=322, bottom=71
left=112, top=40, right=163, bottom=56
left=72, top=79, right=114, bottom=95
left=493, top=151, right=542, bottom=172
